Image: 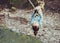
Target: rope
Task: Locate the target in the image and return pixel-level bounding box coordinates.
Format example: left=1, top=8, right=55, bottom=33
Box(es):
left=28, top=0, right=35, bottom=8
left=28, top=0, right=44, bottom=9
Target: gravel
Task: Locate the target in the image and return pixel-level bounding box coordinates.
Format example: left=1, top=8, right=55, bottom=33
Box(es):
left=0, top=9, right=60, bottom=43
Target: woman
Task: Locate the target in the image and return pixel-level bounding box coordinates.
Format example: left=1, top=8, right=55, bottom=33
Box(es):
left=30, top=1, right=44, bottom=36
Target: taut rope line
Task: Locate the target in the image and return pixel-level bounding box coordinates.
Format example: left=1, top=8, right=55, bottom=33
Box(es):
left=28, top=0, right=35, bottom=8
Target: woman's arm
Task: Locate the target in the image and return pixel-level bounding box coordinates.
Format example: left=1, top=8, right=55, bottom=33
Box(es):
left=30, top=11, right=35, bottom=25
left=38, top=10, right=43, bottom=25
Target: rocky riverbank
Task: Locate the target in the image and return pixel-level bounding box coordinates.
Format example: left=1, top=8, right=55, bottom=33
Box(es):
left=0, top=9, right=60, bottom=43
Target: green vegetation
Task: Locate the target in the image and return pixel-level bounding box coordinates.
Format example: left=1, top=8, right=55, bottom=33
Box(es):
left=0, top=26, right=42, bottom=43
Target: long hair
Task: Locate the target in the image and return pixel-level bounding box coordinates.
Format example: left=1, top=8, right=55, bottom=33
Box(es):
left=32, top=26, right=39, bottom=36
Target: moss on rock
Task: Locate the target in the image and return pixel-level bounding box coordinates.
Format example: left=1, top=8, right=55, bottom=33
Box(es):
left=0, top=27, right=42, bottom=43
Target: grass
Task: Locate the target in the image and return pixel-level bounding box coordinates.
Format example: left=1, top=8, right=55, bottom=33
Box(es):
left=0, top=26, right=42, bottom=43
